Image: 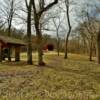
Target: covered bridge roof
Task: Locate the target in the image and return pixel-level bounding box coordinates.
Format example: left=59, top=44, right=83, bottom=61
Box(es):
left=0, top=35, right=26, bottom=46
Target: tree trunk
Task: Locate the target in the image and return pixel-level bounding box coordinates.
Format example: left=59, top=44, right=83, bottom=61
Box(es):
left=64, top=37, right=69, bottom=59
left=64, top=0, right=71, bottom=59
left=57, top=38, right=60, bottom=56
left=89, top=45, right=93, bottom=61
left=64, top=27, right=71, bottom=59
left=96, top=31, right=100, bottom=64
left=35, top=18, right=45, bottom=66
left=8, top=19, right=12, bottom=62
left=27, top=41, right=33, bottom=64
left=27, top=1, right=33, bottom=65
left=57, top=31, right=60, bottom=56
left=89, top=37, right=93, bottom=61
left=37, top=35, right=45, bottom=66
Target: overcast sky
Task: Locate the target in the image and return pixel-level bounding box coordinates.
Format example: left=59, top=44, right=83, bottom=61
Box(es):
left=0, top=0, right=99, bottom=36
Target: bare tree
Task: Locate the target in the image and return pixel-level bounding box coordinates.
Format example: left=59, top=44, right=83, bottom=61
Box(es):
left=25, top=0, right=33, bottom=65
left=84, top=14, right=95, bottom=61
left=52, top=17, right=62, bottom=56
left=76, top=2, right=100, bottom=62
left=64, top=0, right=72, bottom=59
left=32, top=0, right=58, bottom=66
left=76, top=20, right=96, bottom=61
left=0, top=0, right=22, bottom=61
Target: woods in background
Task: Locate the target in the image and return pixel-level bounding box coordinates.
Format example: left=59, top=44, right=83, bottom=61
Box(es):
left=0, top=0, right=100, bottom=65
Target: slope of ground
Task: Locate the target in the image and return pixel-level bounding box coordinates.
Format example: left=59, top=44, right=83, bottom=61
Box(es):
left=0, top=52, right=100, bottom=100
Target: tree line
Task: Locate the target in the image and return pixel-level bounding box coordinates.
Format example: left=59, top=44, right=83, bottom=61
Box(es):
left=0, top=0, right=100, bottom=65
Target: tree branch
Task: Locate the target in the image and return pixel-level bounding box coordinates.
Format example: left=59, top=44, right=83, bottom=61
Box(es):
left=32, top=0, right=37, bottom=14
left=25, top=0, right=29, bottom=9
left=39, top=0, right=58, bottom=16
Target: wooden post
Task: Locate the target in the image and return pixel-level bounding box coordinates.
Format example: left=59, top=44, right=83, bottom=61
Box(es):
left=15, top=46, right=20, bottom=62
left=0, top=42, right=2, bottom=62
left=8, top=48, right=11, bottom=62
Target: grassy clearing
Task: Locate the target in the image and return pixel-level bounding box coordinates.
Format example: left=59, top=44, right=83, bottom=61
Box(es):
left=0, top=52, right=100, bottom=100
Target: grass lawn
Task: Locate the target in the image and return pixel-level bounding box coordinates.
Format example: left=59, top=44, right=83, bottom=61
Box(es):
left=0, top=52, right=100, bottom=100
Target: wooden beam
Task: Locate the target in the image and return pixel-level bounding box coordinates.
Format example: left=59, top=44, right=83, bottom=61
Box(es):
left=15, top=46, right=20, bottom=62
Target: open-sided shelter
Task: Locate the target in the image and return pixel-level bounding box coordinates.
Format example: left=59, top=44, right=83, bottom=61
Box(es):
left=0, top=35, right=26, bottom=62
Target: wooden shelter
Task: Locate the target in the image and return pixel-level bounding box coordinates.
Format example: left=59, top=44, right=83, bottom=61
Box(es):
left=0, top=35, right=26, bottom=62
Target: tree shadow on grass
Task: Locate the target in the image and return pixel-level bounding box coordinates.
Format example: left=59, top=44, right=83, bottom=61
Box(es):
left=0, top=61, right=28, bottom=67
left=44, top=59, right=100, bottom=84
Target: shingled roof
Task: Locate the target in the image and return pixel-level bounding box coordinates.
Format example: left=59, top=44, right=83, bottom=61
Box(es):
left=0, top=35, right=26, bottom=46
